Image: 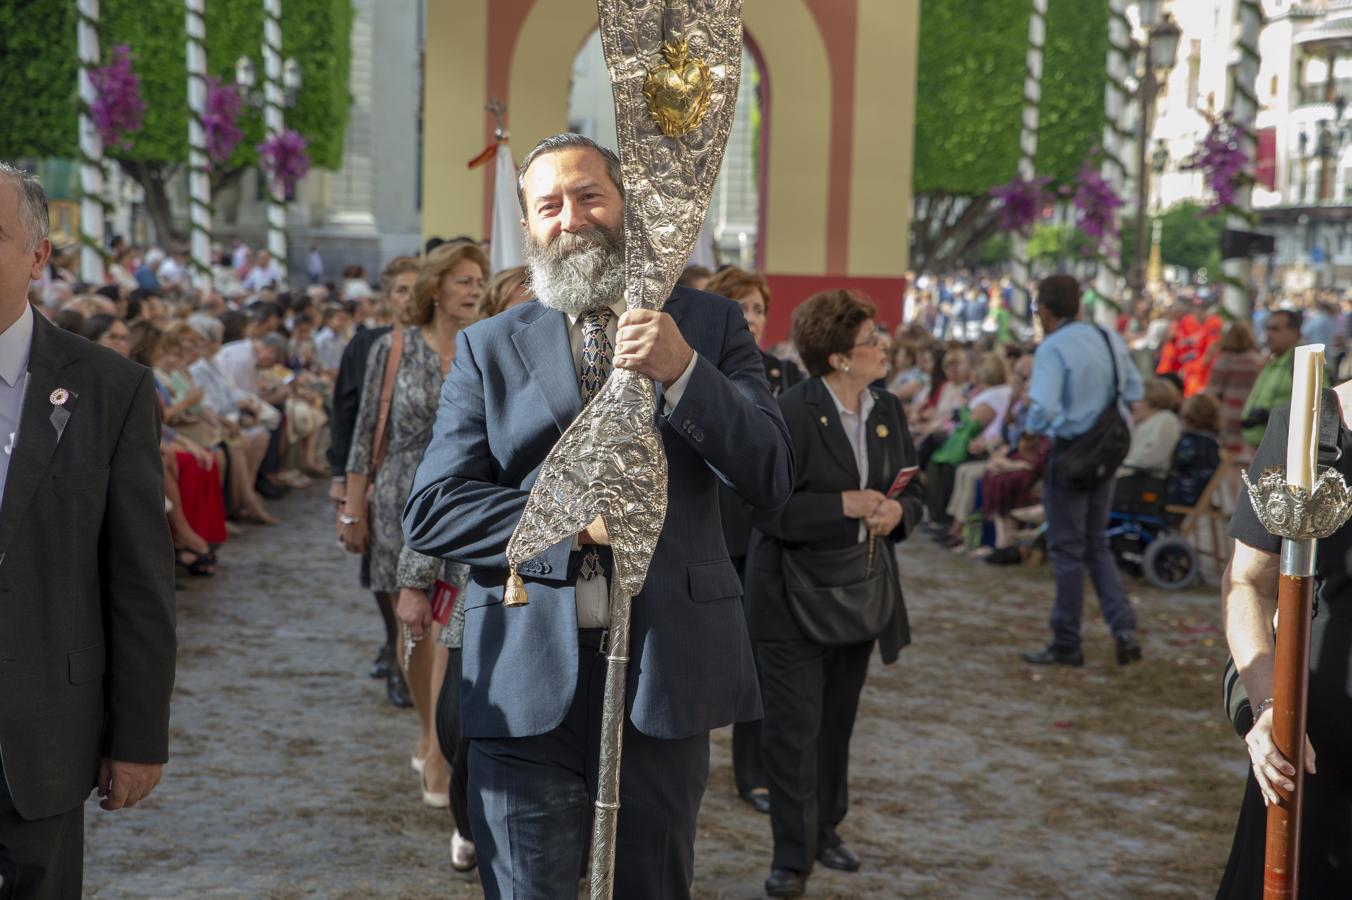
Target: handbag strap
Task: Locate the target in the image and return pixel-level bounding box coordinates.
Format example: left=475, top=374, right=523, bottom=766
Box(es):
left=371, top=329, right=404, bottom=476
left=1094, top=325, right=1121, bottom=402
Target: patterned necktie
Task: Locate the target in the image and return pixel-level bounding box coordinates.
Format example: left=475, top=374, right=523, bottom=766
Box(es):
left=578, top=307, right=615, bottom=581
left=579, top=307, right=615, bottom=405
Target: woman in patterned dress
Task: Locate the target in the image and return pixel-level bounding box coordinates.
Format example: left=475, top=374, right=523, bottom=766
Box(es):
left=339, top=243, right=488, bottom=809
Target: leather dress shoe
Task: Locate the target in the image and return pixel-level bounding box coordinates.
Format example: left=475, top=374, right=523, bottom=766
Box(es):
left=764, top=868, right=806, bottom=899
left=1115, top=632, right=1143, bottom=666
left=369, top=645, right=393, bottom=679
left=386, top=668, right=413, bottom=708
left=817, top=843, right=861, bottom=872
left=1020, top=645, right=1084, bottom=667
left=740, top=789, right=771, bottom=815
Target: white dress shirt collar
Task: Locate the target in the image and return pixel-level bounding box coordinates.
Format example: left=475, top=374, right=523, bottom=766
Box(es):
left=0, top=302, right=35, bottom=389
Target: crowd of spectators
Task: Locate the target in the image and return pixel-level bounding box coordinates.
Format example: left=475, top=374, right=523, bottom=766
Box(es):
left=26, top=235, right=385, bottom=579
left=756, top=269, right=1339, bottom=572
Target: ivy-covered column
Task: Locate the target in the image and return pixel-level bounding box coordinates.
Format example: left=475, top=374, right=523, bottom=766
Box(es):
left=262, top=0, right=288, bottom=280
left=77, top=0, right=105, bottom=283
left=1010, top=0, right=1046, bottom=313
left=185, top=0, right=212, bottom=292
left=1093, top=0, right=1131, bottom=318
left=1223, top=0, right=1261, bottom=320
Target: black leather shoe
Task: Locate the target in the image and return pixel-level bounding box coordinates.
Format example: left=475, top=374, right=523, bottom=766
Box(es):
left=1115, top=632, right=1143, bottom=666
left=740, top=789, right=771, bottom=815
left=386, top=669, right=413, bottom=708
left=764, top=869, right=806, bottom=898
left=1020, top=645, right=1084, bottom=667
left=369, top=645, right=393, bottom=679
left=817, top=843, right=861, bottom=872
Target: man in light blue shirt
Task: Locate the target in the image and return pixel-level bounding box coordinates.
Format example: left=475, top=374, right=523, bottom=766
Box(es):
left=1022, top=275, right=1143, bottom=669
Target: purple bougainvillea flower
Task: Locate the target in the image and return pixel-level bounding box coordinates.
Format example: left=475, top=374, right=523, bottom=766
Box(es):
left=204, top=76, right=244, bottom=165
left=1073, top=159, right=1125, bottom=248
left=257, top=129, right=311, bottom=195
left=1183, top=114, right=1250, bottom=215
left=89, top=44, right=145, bottom=151
left=990, top=174, right=1052, bottom=235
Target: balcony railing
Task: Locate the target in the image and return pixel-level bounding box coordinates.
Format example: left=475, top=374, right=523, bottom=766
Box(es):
left=1297, top=80, right=1352, bottom=106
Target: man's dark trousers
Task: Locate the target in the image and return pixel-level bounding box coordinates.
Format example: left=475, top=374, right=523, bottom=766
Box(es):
left=467, top=631, right=710, bottom=900
left=0, top=762, right=82, bottom=900
left=1044, top=470, right=1136, bottom=650
left=730, top=555, right=766, bottom=798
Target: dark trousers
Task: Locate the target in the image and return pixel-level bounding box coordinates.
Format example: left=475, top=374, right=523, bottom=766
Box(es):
left=0, top=763, right=83, bottom=900
left=730, top=556, right=766, bottom=797
left=467, top=633, right=710, bottom=900
left=1044, top=472, right=1136, bottom=650
left=435, top=646, right=473, bottom=842
left=757, top=638, right=873, bottom=874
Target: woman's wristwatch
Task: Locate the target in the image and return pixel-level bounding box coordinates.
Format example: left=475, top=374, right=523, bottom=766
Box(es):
left=339, top=513, right=363, bottom=526
left=1253, top=697, right=1275, bottom=720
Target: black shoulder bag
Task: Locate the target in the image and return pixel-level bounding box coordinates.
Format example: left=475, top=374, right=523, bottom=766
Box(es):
left=1048, top=326, right=1132, bottom=491
left=781, top=540, right=901, bottom=646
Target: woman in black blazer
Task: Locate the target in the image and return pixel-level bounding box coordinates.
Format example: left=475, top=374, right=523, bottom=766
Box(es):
left=746, top=290, right=924, bottom=899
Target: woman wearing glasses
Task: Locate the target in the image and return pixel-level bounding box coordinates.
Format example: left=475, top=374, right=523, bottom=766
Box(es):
left=744, top=289, right=924, bottom=899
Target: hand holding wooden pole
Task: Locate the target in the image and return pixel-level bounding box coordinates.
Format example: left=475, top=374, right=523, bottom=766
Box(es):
left=1263, top=345, right=1323, bottom=899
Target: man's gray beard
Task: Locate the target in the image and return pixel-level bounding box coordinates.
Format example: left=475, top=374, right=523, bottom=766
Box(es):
left=524, top=226, right=626, bottom=318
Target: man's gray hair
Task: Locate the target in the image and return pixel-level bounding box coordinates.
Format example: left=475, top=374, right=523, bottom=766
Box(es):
left=187, top=312, right=225, bottom=344
left=257, top=333, right=289, bottom=355
left=0, top=161, right=51, bottom=253
left=516, top=133, right=624, bottom=216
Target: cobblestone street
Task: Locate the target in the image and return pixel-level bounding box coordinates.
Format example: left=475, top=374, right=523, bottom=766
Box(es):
left=83, top=485, right=1243, bottom=898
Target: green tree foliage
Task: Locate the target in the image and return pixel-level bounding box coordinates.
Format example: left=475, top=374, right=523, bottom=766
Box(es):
left=1035, top=0, right=1110, bottom=184
left=205, top=0, right=353, bottom=170
left=915, top=0, right=1109, bottom=194
left=913, top=0, right=1026, bottom=196
left=910, top=0, right=1110, bottom=272
left=103, top=0, right=188, bottom=164
left=0, top=0, right=78, bottom=159
left=0, top=0, right=351, bottom=170
left=1158, top=200, right=1224, bottom=274
left=1120, top=202, right=1224, bottom=280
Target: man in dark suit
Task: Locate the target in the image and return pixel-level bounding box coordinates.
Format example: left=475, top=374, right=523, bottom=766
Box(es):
left=705, top=266, right=802, bottom=814
left=403, top=134, right=794, bottom=898
left=0, top=164, right=176, bottom=897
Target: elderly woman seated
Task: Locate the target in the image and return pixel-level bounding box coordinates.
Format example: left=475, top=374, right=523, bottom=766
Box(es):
left=1119, top=377, right=1183, bottom=478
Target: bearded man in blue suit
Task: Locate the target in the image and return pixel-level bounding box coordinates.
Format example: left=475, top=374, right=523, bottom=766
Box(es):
left=403, top=133, right=794, bottom=899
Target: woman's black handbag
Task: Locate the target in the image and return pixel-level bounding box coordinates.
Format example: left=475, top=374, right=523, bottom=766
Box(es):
left=781, top=539, right=901, bottom=645
left=1049, top=326, right=1131, bottom=491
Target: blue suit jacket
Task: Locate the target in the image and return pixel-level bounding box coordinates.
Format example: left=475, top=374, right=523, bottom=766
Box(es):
left=403, top=287, right=794, bottom=740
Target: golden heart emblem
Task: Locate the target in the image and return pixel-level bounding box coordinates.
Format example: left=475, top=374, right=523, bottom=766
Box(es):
left=643, top=40, right=713, bottom=137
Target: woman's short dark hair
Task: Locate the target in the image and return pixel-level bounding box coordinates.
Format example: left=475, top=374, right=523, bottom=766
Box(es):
left=127, top=320, right=163, bottom=367
left=791, top=289, right=877, bottom=378
left=1037, top=274, right=1081, bottom=321
left=82, top=312, right=119, bottom=341
left=54, top=308, right=85, bottom=334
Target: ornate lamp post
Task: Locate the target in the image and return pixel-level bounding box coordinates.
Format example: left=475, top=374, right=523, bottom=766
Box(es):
left=1130, top=5, right=1182, bottom=300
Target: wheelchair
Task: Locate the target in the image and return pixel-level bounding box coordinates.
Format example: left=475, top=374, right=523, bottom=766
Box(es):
left=1106, top=469, right=1200, bottom=590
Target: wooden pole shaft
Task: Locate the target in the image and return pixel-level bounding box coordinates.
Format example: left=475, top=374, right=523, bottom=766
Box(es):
left=1264, top=542, right=1316, bottom=900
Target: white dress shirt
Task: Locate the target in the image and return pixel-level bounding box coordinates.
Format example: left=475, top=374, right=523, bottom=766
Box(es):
left=0, top=303, right=35, bottom=514
left=565, top=300, right=699, bottom=628
left=822, top=380, right=875, bottom=544
left=214, top=340, right=259, bottom=394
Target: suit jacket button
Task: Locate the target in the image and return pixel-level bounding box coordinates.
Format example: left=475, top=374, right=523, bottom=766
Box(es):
left=692, top=427, right=705, bottom=442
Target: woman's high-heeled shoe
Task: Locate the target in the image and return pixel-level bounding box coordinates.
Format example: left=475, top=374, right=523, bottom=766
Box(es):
left=420, top=763, right=450, bottom=809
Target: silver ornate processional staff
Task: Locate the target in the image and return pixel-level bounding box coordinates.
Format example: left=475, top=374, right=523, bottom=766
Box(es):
left=501, top=0, right=743, bottom=896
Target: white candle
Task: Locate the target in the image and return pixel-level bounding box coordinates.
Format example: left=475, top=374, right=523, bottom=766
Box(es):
left=1286, top=344, right=1325, bottom=491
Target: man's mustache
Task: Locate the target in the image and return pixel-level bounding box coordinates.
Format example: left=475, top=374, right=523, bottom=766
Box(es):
left=544, top=227, right=622, bottom=258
